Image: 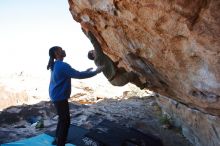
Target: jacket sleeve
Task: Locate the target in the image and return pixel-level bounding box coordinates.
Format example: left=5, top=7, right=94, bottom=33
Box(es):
left=62, top=63, right=97, bottom=79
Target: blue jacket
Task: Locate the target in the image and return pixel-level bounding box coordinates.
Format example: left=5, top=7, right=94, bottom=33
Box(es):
left=49, top=60, right=97, bottom=102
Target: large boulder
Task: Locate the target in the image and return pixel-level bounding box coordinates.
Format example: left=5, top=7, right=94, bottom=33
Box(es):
left=68, top=1, right=220, bottom=145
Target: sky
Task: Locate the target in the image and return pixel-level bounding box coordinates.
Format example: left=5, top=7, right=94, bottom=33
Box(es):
left=0, top=0, right=95, bottom=76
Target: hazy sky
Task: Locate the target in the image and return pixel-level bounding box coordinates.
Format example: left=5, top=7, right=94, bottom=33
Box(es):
left=0, top=0, right=95, bottom=76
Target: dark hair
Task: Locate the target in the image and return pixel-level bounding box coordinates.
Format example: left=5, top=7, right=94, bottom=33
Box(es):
left=47, top=46, right=61, bottom=70
left=88, top=50, right=95, bottom=60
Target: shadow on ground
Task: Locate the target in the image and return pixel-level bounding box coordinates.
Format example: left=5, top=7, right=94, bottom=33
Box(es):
left=0, top=95, right=192, bottom=146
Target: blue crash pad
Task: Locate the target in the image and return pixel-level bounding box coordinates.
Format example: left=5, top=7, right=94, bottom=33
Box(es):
left=1, top=134, right=75, bottom=146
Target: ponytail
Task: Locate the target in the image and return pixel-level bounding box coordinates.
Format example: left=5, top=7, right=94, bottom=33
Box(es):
left=47, top=46, right=61, bottom=71
left=47, top=57, right=55, bottom=70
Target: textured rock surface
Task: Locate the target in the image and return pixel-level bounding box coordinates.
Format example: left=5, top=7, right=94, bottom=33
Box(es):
left=157, top=95, right=220, bottom=146
left=68, top=0, right=220, bottom=116
left=68, top=1, right=220, bottom=145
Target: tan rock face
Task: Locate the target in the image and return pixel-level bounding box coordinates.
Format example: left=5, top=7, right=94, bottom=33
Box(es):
left=68, top=0, right=220, bottom=115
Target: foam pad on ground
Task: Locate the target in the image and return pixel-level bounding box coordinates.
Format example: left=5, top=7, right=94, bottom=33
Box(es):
left=47, top=124, right=89, bottom=145
left=1, top=133, right=75, bottom=146
left=79, top=120, right=163, bottom=146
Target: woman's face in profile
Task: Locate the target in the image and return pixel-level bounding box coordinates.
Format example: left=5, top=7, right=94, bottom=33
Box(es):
left=55, top=48, right=66, bottom=59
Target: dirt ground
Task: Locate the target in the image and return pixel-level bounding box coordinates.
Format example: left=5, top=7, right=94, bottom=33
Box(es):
left=0, top=92, right=192, bottom=146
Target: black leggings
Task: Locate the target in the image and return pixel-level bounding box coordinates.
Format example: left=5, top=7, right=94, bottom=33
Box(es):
left=53, top=99, right=70, bottom=146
